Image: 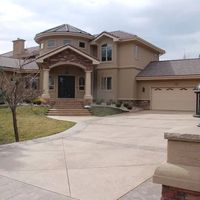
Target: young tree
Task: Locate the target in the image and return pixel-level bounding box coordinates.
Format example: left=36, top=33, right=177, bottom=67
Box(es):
left=0, top=59, right=40, bottom=142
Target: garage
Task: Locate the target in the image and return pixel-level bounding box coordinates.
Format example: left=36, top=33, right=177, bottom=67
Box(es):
left=151, top=87, right=196, bottom=111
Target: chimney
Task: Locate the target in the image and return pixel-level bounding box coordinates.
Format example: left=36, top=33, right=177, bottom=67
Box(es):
left=12, top=38, right=25, bottom=58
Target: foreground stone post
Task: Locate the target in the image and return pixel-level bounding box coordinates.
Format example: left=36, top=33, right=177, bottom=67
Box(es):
left=153, top=126, right=200, bottom=200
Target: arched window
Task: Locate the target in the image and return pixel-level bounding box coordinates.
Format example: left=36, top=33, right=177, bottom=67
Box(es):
left=79, top=77, right=85, bottom=91
left=101, top=44, right=112, bottom=61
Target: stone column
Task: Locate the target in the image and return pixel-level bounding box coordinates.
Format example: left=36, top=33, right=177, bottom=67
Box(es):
left=84, top=70, right=93, bottom=105
left=153, top=127, right=200, bottom=199
left=41, top=68, right=50, bottom=99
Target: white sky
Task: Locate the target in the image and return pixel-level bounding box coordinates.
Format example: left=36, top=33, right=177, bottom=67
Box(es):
left=0, top=0, right=200, bottom=60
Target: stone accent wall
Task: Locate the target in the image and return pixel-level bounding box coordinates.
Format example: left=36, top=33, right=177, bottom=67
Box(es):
left=133, top=100, right=150, bottom=109
left=43, top=49, right=93, bottom=71
left=162, top=185, right=200, bottom=200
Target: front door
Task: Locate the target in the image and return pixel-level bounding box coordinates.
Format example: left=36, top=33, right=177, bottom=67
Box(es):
left=58, top=76, right=75, bottom=98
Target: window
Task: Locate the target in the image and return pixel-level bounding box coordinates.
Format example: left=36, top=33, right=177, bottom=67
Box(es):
left=134, top=45, right=139, bottom=60
left=24, top=76, right=38, bottom=90
left=63, top=39, right=71, bottom=45
left=49, top=75, right=54, bottom=90
left=79, top=77, right=85, bottom=91
left=79, top=41, right=85, bottom=48
left=47, top=40, right=55, bottom=47
left=101, top=77, right=112, bottom=90
left=101, top=44, right=112, bottom=61
left=40, top=43, right=44, bottom=49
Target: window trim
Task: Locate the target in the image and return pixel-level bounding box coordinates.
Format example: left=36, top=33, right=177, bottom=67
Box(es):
left=63, top=39, right=71, bottom=45
left=78, top=76, right=85, bottom=91
left=79, top=41, right=86, bottom=48
left=49, top=75, right=55, bottom=90
left=101, top=43, right=112, bottom=62
left=100, top=76, right=112, bottom=91
left=47, top=39, right=56, bottom=48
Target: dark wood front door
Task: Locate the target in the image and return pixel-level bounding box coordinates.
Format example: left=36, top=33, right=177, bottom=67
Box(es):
left=58, top=76, right=75, bottom=98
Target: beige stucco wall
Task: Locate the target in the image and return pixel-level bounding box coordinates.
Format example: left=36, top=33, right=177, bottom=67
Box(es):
left=117, top=68, right=140, bottom=100
left=137, top=79, right=200, bottom=100
left=39, top=36, right=90, bottom=55
left=118, top=42, right=159, bottom=69
left=49, top=65, right=85, bottom=99
left=96, top=68, right=118, bottom=101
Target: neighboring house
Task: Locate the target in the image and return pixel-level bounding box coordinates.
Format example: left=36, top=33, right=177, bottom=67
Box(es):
left=1, top=24, right=199, bottom=111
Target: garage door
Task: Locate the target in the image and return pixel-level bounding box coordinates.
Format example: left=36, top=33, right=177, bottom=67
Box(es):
left=151, top=87, right=195, bottom=111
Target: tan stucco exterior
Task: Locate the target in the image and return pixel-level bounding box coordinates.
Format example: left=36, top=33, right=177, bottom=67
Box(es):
left=4, top=24, right=199, bottom=111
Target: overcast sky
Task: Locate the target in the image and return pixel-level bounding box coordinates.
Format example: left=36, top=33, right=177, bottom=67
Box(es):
left=0, top=0, right=200, bottom=60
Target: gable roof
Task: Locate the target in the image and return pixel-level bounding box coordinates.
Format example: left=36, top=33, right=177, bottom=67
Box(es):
left=137, top=58, right=200, bottom=80
left=36, top=44, right=100, bottom=65
left=93, top=30, right=165, bottom=55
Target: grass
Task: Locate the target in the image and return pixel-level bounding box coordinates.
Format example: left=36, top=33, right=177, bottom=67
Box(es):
left=0, top=106, right=75, bottom=145
left=89, top=106, right=126, bottom=117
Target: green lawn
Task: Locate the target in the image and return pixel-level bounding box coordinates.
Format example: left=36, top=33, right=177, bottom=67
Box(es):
left=90, top=106, right=126, bottom=117
left=0, top=106, right=75, bottom=144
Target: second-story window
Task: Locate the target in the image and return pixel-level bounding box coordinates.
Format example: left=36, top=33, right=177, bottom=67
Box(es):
left=79, top=41, right=85, bottom=48
left=101, top=44, right=112, bottom=62
left=63, top=39, right=71, bottom=45
left=47, top=39, right=55, bottom=47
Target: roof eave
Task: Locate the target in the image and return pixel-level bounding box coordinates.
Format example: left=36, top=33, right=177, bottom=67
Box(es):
left=92, top=32, right=120, bottom=43
left=118, top=36, right=165, bottom=55
left=136, top=74, right=200, bottom=81
left=34, top=32, right=94, bottom=43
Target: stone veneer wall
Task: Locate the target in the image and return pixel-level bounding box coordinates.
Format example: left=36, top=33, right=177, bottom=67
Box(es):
left=162, top=185, right=200, bottom=200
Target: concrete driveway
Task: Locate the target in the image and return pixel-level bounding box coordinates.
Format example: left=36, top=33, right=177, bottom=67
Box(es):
left=0, top=111, right=198, bottom=200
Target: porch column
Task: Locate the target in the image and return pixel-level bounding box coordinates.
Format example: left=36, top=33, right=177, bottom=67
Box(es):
left=84, top=70, right=93, bottom=104
left=41, top=68, right=50, bottom=99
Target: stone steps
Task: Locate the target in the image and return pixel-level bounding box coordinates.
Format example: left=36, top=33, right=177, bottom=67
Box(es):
left=47, top=99, right=91, bottom=116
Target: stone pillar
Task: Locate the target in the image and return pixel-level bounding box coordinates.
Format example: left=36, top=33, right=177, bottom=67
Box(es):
left=153, top=127, right=200, bottom=200
left=84, top=70, right=93, bottom=105
left=41, top=69, right=50, bottom=99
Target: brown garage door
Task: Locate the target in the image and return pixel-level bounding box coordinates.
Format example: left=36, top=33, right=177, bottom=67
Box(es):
left=151, top=87, right=195, bottom=111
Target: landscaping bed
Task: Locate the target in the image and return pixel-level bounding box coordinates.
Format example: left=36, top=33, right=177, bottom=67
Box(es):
left=0, top=106, right=75, bottom=144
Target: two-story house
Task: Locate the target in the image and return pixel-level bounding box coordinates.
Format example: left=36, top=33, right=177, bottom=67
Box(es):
left=1, top=24, right=200, bottom=112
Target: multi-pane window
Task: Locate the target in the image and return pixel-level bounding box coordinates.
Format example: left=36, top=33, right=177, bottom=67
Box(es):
left=49, top=75, right=54, bottom=90
left=47, top=40, right=55, bottom=47
left=63, top=39, right=71, bottom=45
left=101, top=77, right=112, bottom=90
left=79, top=77, right=85, bottom=91
left=101, top=44, right=112, bottom=61
left=79, top=41, right=85, bottom=48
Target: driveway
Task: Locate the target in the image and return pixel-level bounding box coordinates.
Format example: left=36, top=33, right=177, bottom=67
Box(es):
left=0, top=111, right=198, bottom=200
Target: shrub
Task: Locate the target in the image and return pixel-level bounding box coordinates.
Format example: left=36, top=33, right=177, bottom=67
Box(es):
left=32, top=97, right=47, bottom=105
left=123, top=102, right=129, bottom=108
left=115, top=101, right=122, bottom=108
left=126, top=102, right=133, bottom=110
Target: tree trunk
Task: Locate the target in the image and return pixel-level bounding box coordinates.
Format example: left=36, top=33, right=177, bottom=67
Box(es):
left=11, top=108, right=19, bottom=142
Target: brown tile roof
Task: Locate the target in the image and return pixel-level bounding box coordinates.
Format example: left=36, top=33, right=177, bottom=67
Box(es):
left=109, top=31, right=136, bottom=40
left=137, top=58, right=200, bottom=77
left=0, top=56, right=38, bottom=70
left=1, top=46, right=39, bottom=58
left=38, top=24, right=92, bottom=36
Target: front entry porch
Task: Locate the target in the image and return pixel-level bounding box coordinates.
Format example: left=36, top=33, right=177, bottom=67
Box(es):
left=36, top=45, right=99, bottom=105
